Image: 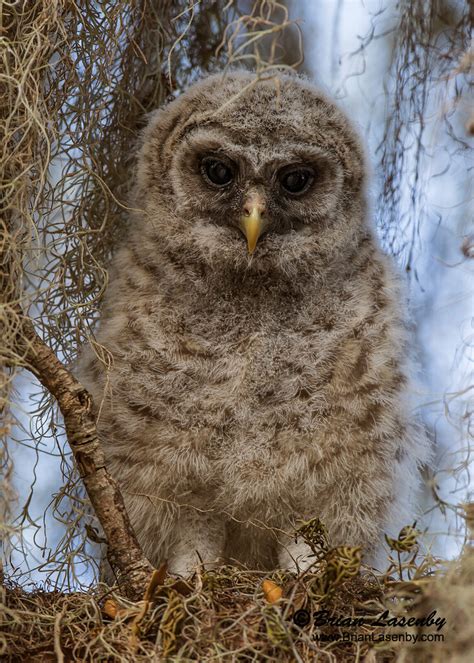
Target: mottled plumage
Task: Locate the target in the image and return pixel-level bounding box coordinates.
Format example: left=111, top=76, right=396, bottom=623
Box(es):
left=78, top=71, right=429, bottom=577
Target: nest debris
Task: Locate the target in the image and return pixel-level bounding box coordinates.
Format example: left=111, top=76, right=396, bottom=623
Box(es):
left=3, top=515, right=473, bottom=662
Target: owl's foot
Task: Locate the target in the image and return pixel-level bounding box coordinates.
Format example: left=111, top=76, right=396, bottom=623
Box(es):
left=167, top=509, right=226, bottom=578
left=278, top=540, right=317, bottom=575
left=167, top=552, right=222, bottom=578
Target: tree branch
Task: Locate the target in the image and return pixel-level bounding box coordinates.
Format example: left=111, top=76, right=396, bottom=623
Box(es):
left=20, top=315, right=154, bottom=601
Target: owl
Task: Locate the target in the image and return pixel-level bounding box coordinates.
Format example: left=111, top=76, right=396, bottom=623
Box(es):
left=78, top=71, right=429, bottom=577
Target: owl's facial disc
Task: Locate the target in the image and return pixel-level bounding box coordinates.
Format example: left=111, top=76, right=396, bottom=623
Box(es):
left=239, top=190, right=267, bottom=254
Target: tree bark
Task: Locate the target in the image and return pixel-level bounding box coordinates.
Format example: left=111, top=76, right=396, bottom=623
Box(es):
left=19, top=315, right=154, bottom=601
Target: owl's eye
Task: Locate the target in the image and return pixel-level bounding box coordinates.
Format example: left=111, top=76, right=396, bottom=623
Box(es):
left=279, top=167, right=314, bottom=195
left=201, top=157, right=234, bottom=187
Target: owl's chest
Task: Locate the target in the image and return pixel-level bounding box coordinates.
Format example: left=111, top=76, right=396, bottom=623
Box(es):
left=162, top=328, right=330, bottom=429
left=149, top=328, right=335, bottom=501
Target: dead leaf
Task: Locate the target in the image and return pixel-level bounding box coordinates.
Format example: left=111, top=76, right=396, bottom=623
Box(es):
left=102, top=599, right=119, bottom=619
left=262, top=579, right=283, bottom=603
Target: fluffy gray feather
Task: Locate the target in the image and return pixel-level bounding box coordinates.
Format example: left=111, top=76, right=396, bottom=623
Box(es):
left=78, top=71, right=429, bottom=576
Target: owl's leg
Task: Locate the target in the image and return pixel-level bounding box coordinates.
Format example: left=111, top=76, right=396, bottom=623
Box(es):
left=278, top=537, right=317, bottom=574
left=167, top=509, right=226, bottom=577
left=316, top=468, right=393, bottom=569
left=278, top=462, right=396, bottom=573
left=276, top=514, right=322, bottom=573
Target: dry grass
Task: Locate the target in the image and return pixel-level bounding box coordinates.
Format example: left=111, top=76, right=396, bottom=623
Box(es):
left=4, top=514, right=472, bottom=662
left=2, top=568, right=385, bottom=662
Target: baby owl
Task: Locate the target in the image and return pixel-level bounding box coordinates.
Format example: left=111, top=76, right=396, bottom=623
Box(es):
left=78, top=71, right=429, bottom=577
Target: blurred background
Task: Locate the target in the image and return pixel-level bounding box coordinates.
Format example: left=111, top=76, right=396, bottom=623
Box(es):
left=4, top=0, right=472, bottom=590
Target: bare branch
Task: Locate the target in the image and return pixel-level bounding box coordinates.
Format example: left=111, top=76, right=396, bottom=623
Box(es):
left=18, top=314, right=154, bottom=601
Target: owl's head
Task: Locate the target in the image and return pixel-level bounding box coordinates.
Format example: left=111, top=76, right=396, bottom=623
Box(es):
left=135, top=71, right=368, bottom=281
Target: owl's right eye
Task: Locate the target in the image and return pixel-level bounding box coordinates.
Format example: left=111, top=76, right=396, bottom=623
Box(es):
left=201, top=157, right=234, bottom=187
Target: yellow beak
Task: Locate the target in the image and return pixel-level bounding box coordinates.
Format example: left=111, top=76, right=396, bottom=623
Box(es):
left=239, top=202, right=266, bottom=255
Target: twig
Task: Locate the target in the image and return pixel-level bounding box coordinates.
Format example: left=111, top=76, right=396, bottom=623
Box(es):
left=53, top=607, right=65, bottom=663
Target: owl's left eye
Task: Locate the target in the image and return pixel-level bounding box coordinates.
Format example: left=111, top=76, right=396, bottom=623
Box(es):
left=279, top=166, right=314, bottom=195
left=201, top=157, right=234, bottom=187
